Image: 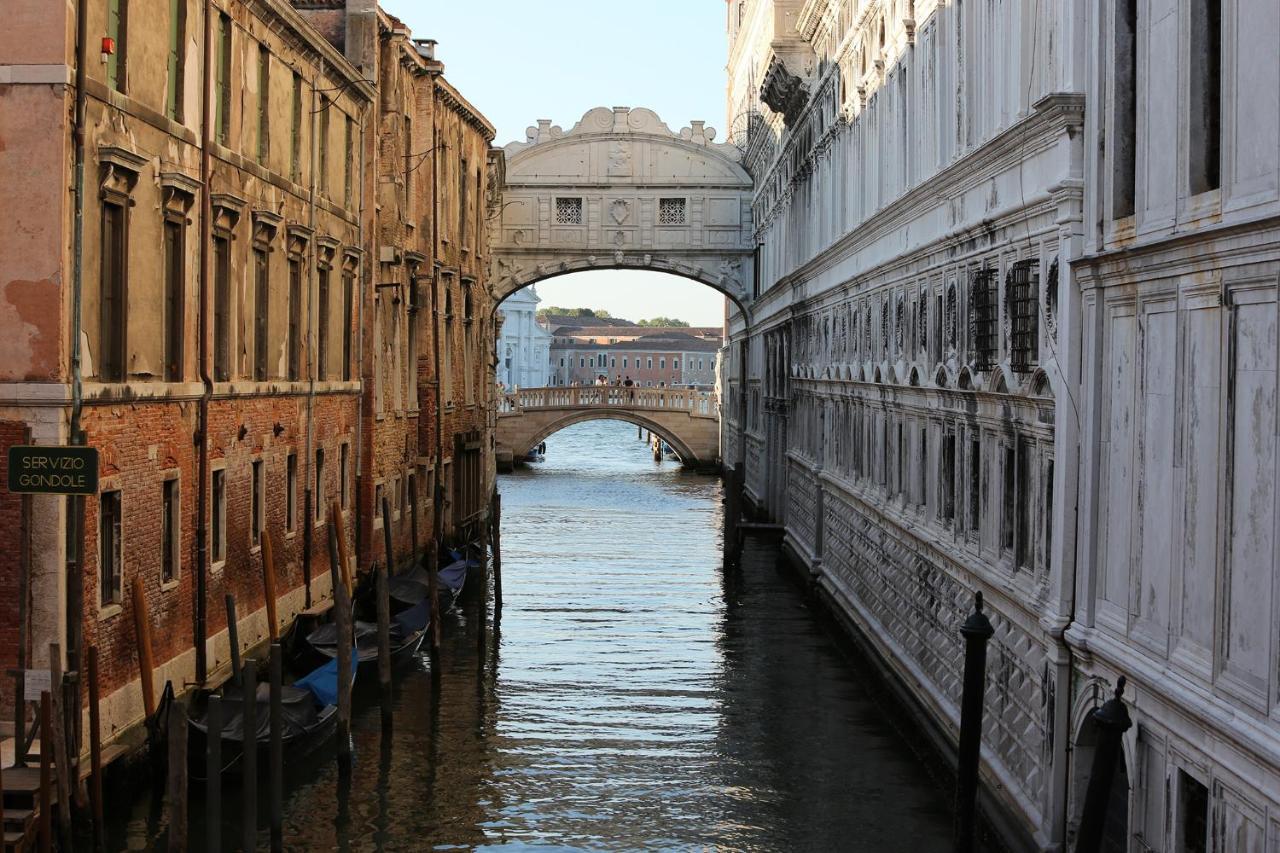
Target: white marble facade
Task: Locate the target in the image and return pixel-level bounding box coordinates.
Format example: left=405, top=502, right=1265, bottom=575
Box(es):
left=722, top=0, right=1280, bottom=850
left=496, top=286, right=552, bottom=390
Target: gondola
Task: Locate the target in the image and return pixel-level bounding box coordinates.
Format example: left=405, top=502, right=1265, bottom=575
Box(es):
left=186, top=656, right=346, bottom=780
left=289, top=603, right=428, bottom=674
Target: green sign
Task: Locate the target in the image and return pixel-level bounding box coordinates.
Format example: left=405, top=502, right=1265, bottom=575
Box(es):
left=7, top=445, right=99, bottom=495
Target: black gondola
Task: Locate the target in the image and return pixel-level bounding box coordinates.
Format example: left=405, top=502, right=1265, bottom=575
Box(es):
left=186, top=658, right=346, bottom=780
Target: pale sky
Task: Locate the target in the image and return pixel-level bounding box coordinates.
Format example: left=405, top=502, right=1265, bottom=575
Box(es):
left=385, top=1, right=732, bottom=327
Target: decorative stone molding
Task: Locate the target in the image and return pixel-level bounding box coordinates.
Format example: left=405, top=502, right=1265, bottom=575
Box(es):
left=159, top=170, right=200, bottom=214
left=210, top=192, right=247, bottom=235
left=315, top=235, right=340, bottom=269
left=98, top=145, right=147, bottom=202
left=286, top=223, right=314, bottom=257
left=251, top=209, right=284, bottom=248
left=760, top=57, right=810, bottom=126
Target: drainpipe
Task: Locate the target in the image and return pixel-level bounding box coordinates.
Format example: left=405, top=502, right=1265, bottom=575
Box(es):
left=352, top=103, right=369, bottom=578
left=194, top=0, right=215, bottom=683
left=64, top=0, right=90, bottom=744
left=303, top=64, right=322, bottom=607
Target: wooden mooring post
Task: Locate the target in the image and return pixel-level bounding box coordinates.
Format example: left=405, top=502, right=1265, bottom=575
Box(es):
left=46, top=644, right=72, bottom=848
left=263, top=533, right=280, bottom=643
left=242, top=658, right=258, bottom=853
left=206, top=694, right=222, bottom=853
left=131, top=581, right=156, bottom=720
left=382, top=495, right=395, bottom=575
left=165, top=696, right=187, bottom=852
left=269, top=642, right=284, bottom=852
left=953, top=591, right=994, bottom=853
left=327, top=523, right=354, bottom=774
left=491, top=491, right=503, bottom=616
left=376, top=561, right=393, bottom=730
left=88, top=645, right=105, bottom=853
left=38, top=692, right=51, bottom=853
left=225, top=593, right=242, bottom=689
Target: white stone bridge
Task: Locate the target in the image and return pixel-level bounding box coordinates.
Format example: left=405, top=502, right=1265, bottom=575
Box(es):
left=496, top=386, right=721, bottom=468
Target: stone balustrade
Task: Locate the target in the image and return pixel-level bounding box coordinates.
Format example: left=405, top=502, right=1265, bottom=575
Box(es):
left=497, top=386, right=719, bottom=418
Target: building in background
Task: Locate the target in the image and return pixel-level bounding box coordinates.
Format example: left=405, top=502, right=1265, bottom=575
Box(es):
left=550, top=332, right=719, bottom=387
left=496, top=286, right=552, bottom=389
left=0, top=0, right=500, bottom=755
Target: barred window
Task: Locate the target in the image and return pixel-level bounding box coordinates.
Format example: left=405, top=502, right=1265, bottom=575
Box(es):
left=658, top=197, right=686, bottom=225
left=894, top=298, right=905, bottom=353
left=970, top=268, right=999, bottom=371
left=554, top=197, right=582, bottom=225
left=945, top=284, right=957, bottom=350
left=1007, top=260, right=1040, bottom=373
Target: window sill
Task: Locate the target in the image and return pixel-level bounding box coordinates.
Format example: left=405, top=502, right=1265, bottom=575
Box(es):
left=285, top=529, right=297, bottom=540
left=250, top=544, right=262, bottom=556
left=98, top=603, right=123, bottom=622
left=160, top=578, right=180, bottom=593
left=211, top=560, right=226, bottom=575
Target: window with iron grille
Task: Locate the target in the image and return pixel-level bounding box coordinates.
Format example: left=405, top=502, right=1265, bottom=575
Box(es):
left=945, top=284, right=957, bottom=350
left=659, top=197, right=686, bottom=225
left=1007, top=260, right=1039, bottom=373
left=970, top=268, right=998, bottom=371
left=555, top=197, right=582, bottom=225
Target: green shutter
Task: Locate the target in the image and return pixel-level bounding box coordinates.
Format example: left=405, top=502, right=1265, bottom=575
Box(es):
left=107, top=0, right=121, bottom=90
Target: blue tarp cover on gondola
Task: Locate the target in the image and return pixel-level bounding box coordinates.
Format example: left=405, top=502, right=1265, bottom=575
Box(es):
left=392, top=598, right=431, bottom=639
left=294, top=656, right=348, bottom=707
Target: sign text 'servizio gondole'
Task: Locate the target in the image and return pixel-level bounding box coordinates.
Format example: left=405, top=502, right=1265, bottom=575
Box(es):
left=7, top=445, right=99, bottom=495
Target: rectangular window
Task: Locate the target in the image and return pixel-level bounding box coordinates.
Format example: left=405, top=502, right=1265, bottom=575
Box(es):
left=340, top=443, right=349, bottom=508
left=344, top=116, right=354, bottom=208
left=647, top=357, right=653, bottom=369
left=99, top=490, right=123, bottom=605
left=941, top=432, right=956, bottom=524
left=1188, top=0, right=1221, bottom=194
left=290, top=72, right=302, bottom=183
left=897, top=423, right=907, bottom=498
left=318, top=97, right=330, bottom=196
left=660, top=357, right=666, bottom=370
left=163, top=218, right=184, bottom=382
left=971, top=268, right=998, bottom=371
left=919, top=427, right=928, bottom=507
left=968, top=437, right=981, bottom=535
left=285, top=452, right=297, bottom=532
left=554, top=197, right=583, bottom=225
left=166, top=0, right=184, bottom=119
left=253, top=247, right=269, bottom=381
left=211, top=469, right=226, bottom=564
left=101, top=201, right=127, bottom=382
left=407, top=473, right=416, bottom=518
left=1112, top=0, right=1138, bottom=217
left=315, top=448, right=325, bottom=522
left=287, top=257, right=302, bottom=381
left=161, top=478, right=179, bottom=582
left=213, top=235, right=231, bottom=381
left=342, top=270, right=354, bottom=381
left=374, top=484, right=384, bottom=525
left=1008, top=260, right=1040, bottom=373
left=1043, top=459, right=1054, bottom=569
left=623, top=357, right=628, bottom=368
left=215, top=12, right=231, bottom=145
left=1177, top=770, right=1209, bottom=853
left=459, top=157, right=468, bottom=245
left=107, top=0, right=127, bottom=92
left=674, top=359, right=681, bottom=370
left=1015, top=441, right=1032, bottom=569
left=1002, top=445, right=1016, bottom=552
left=251, top=459, right=263, bottom=547
left=257, top=45, right=270, bottom=162
left=658, top=197, right=687, bottom=225
left=317, top=266, right=330, bottom=381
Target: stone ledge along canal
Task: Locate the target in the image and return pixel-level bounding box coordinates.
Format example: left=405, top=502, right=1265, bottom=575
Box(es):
left=109, top=419, right=954, bottom=850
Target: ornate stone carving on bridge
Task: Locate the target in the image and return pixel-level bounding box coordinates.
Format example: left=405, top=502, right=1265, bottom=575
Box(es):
left=491, top=106, right=755, bottom=310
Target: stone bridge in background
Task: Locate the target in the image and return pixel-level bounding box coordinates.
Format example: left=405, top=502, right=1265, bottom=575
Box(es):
left=496, top=386, right=721, bottom=468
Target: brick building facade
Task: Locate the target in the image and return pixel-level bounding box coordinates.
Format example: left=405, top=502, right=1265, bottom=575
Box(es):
left=0, top=0, right=499, bottom=751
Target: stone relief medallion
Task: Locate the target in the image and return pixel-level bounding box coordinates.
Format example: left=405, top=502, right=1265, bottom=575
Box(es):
left=512, top=229, right=525, bottom=245
left=610, top=199, right=630, bottom=224
left=613, top=230, right=626, bottom=246
left=607, top=142, right=632, bottom=176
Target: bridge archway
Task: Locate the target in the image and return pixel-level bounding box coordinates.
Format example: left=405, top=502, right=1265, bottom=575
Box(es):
left=520, top=411, right=700, bottom=465
left=489, top=106, right=755, bottom=315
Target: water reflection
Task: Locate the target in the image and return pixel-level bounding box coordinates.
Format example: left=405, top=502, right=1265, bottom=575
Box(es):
left=110, top=419, right=952, bottom=851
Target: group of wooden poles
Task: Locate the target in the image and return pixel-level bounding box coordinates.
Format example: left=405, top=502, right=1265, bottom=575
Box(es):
left=7, top=488, right=504, bottom=853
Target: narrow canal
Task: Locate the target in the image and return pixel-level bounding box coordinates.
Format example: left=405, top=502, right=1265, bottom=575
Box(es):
left=111, top=420, right=954, bottom=850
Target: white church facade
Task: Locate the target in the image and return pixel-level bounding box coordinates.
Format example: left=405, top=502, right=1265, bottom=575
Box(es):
left=496, top=286, right=553, bottom=390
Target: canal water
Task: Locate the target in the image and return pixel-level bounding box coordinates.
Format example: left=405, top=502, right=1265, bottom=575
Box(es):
left=110, top=419, right=954, bottom=850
